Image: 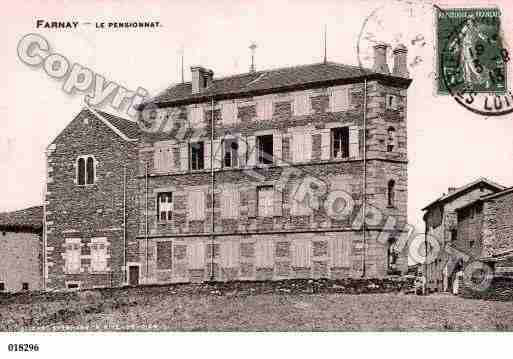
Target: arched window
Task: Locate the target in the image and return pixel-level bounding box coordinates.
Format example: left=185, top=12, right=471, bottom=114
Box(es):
left=387, top=126, right=396, bottom=152
left=387, top=179, right=395, bottom=207
left=77, top=155, right=96, bottom=186
left=77, top=157, right=85, bottom=185
left=86, top=157, right=95, bottom=184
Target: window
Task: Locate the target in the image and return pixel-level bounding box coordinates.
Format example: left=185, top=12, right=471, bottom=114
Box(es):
left=387, top=238, right=398, bottom=271
left=257, top=186, right=274, bottom=217
left=469, top=240, right=475, bottom=248
left=292, top=130, right=312, bottom=163
left=451, top=229, right=457, bottom=241
left=0, top=282, right=4, bottom=292
left=22, top=283, right=29, bottom=291
left=221, top=187, right=239, bottom=219
left=331, top=127, right=349, bottom=159
left=188, top=190, right=205, bottom=220
left=67, top=283, right=80, bottom=290
left=223, top=139, right=239, bottom=168
left=387, top=180, right=396, bottom=207
left=157, top=192, right=173, bottom=222
left=257, top=135, right=273, bottom=165
left=65, top=238, right=81, bottom=274
left=77, top=155, right=95, bottom=185
left=90, top=238, right=108, bottom=272
left=190, top=142, right=205, bottom=170
left=387, top=126, right=396, bottom=152
left=386, top=94, right=399, bottom=110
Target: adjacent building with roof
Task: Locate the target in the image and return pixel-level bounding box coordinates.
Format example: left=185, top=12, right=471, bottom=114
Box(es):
left=422, top=178, right=507, bottom=292
left=44, top=44, right=412, bottom=290
left=0, top=205, right=43, bottom=292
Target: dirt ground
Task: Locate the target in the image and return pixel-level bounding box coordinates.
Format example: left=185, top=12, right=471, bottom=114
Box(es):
left=1, top=282, right=512, bottom=331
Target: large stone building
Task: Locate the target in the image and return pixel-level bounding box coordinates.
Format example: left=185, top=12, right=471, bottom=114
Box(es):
left=0, top=205, right=43, bottom=292
left=44, top=45, right=411, bottom=290
left=422, top=178, right=507, bottom=292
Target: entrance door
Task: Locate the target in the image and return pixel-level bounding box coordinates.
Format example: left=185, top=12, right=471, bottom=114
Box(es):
left=129, top=266, right=139, bottom=286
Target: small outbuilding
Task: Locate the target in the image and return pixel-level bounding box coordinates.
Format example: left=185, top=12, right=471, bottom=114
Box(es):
left=0, top=205, right=43, bottom=293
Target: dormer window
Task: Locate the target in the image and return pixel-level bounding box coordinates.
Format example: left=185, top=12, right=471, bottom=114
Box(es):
left=77, top=155, right=96, bottom=185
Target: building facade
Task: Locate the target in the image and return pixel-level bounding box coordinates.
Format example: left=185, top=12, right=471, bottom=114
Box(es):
left=0, top=206, right=43, bottom=292
left=45, top=45, right=412, bottom=290
left=422, top=178, right=506, bottom=292
left=455, top=187, right=513, bottom=276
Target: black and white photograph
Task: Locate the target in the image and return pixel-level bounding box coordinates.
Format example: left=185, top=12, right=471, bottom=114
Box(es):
left=1, top=0, right=513, bottom=357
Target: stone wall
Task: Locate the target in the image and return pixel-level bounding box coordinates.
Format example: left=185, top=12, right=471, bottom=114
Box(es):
left=45, top=109, right=140, bottom=290
left=483, top=190, right=513, bottom=257
left=0, top=230, right=42, bottom=292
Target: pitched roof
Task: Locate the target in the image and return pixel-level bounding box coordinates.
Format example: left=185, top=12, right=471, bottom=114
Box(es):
left=481, top=186, right=513, bottom=201
left=94, top=109, right=141, bottom=140
left=146, top=61, right=409, bottom=106
left=80, top=108, right=141, bottom=141
left=0, top=205, right=43, bottom=232
left=422, top=177, right=506, bottom=211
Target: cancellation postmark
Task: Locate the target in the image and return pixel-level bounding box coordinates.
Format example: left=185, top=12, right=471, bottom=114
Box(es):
left=437, top=6, right=513, bottom=116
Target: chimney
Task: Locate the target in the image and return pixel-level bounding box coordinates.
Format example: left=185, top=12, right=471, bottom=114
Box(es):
left=392, top=44, right=409, bottom=78
left=448, top=187, right=457, bottom=193
left=191, top=66, right=214, bottom=94
left=372, top=43, right=390, bottom=75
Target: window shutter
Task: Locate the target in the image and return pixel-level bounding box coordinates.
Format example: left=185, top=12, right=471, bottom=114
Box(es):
left=221, top=241, right=239, bottom=268
left=257, top=97, right=272, bottom=120
left=221, top=187, right=239, bottom=219
left=204, top=140, right=211, bottom=170
left=273, top=189, right=283, bottom=217
left=180, top=142, right=189, bottom=171
left=164, top=147, right=173, bottom=172
left=273, top=132, right=282, bottom=165
left=246, top=136, right=256, bottom=166
left=349, top=126, right=359, bottom=158
left=188, top=241, right=205, bottom=270
left=212, top=140, right=222, bottom=169
left=331, top=87, right=349, bottom=112
left=153, top=148, right=163, bottom=171
left=189, top=105, right=204, bottom=127
left=188, top=190, right=205, bottom=220
left=248, top=188, right=257, bottom=218
left=320, top=129, right=331, bottom=160
left=304, top=130, right=312, bottom=162
left=292, top=239, right=311, bottom=268
left=237, top=136, right=247, bottom=167
left=291, top=131, right=303, bottom=163
left=332, top=237, right=349, bottom=267
left=222, top=101, right=237, bottom=125
left=256, top=239, right=274, bottom=268
left=293, top=93, right=308, bottom=116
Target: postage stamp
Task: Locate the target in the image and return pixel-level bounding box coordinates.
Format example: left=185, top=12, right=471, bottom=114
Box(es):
left=437, top=7, right=507, bottom=95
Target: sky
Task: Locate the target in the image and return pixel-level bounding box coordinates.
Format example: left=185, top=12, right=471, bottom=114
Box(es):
left=1, top=0, right=513, bottom=232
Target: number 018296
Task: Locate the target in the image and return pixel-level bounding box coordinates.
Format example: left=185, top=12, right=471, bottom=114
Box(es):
left=7, top=344, right=40, bottom=352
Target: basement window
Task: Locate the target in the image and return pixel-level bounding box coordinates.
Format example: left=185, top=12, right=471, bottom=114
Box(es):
left=190, top=142, right=205, bottom=170
left=332, top=127, right=349, bottom=159
left=257, top=135, right=273, bottom=165
left=223, top=138, right=239, bottom=168
left=157, top=192, right=173, bottom=222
